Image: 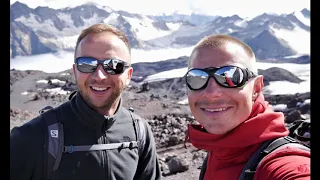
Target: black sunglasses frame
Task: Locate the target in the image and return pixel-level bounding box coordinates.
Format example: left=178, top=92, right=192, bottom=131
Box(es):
left=74, top=57, right=131, bottom=75
left=186, top=65, right=257, bottom=91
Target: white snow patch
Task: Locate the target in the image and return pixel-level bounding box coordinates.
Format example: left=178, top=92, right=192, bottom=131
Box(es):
left=103, top=12, right=120, bottom=25
left=147, top=23, right=209, bottom=47
left=271, top=25, right=310, bottom=55
left=45, top=87, right=70, bottom=95
left=16, top=14, right=58, bottom=34
left=297, top=99, right=310, bottom=107
left=283, top=54, right=308, bottom=59
left=21, top=91, right=29, bottom=95
left=80, top=13, right=106, bottom=27
left=131, top=47, right=194, bottom=64
left=215, top=27, right=223, bottom=33
left=143, top=67, right=188, bottom=82
left=122, top=16, right=172, bottom=41
left=51, top=79, right=66, bottom=85
left=234, top=20, right=248, bottom=28
left=36, top=80, right=49, bottom=84
left=256, top=62, right=310, bottom=81
left=10, top=51, right=75, bottom=73
left=178, top=98, right=189, bottom=105
left=166, top=22, right=182, bottom=31
left=263, top=79, right=310, bottom=95
left=56, top=13, right=77, bottom=33
left=36, top=79, right=66, bottom=85
left=17, top=13, right=105, bottom=37
left=56, top=35, right=79, bottom=49
left=270, top=104, right=287, bottom=111
left=95, top=4, right=113, bottom=13
left=304, top=99, right=310, bottom=104
left=294, top=11, right=310, bottom=27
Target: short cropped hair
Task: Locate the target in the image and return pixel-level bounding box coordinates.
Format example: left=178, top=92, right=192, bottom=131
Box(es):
left=75, top=23, right=131, bottom=56
left=189, top=34, right=258, bottom=74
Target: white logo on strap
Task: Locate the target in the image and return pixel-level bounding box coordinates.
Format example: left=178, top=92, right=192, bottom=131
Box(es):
left=50, top=130, right=58, bottom=138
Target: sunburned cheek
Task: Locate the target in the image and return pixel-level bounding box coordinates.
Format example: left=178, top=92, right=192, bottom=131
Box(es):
left=237, top=106, right=252, bottom=122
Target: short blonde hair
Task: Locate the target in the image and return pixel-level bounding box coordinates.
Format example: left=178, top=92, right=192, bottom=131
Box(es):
left=75, top=23, right=131, bottom=55
left=189, top=34, right=257, bottom=74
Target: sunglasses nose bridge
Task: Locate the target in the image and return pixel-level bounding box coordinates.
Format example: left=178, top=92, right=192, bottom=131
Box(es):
left=92, top=64, right=108, bottom=79
left=203, top=75, right=224, bottom=93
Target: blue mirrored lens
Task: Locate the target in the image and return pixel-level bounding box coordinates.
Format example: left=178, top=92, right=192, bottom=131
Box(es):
left=186, top=69, right=209, bottom=90
left=77, top=57, right=97, bottom=73
left=215, top=66, right=244, bottom=87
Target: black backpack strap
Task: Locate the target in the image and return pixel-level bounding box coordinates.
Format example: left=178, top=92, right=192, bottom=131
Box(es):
left=62, top=141, right=139, bottom=153
left=292, top=119, right=311, bottom=142
left=199, top=152, right=209, bottom=180
left=40, top=106, right=64, bottom=180
left=239, top=136, right=310, bottom=180
left=128, top=107, right=146, bottom=157
left=39, top=105, right=147, bottom=179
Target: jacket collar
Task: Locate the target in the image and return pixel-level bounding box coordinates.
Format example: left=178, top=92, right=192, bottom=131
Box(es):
left=69, top=91, right=123, bottom=133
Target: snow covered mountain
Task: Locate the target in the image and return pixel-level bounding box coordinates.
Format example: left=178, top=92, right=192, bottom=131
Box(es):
left=10, top=1, right=310, bottom=60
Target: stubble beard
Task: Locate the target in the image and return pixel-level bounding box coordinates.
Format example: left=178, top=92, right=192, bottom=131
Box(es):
left=78, top=82, right=125, bottom=114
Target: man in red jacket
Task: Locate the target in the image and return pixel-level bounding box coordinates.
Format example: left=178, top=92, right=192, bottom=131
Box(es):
left=185, top=34, right=310, bottom=180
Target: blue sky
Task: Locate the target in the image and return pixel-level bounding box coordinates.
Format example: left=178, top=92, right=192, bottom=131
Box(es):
left=10, top=0, right=310, bottom=18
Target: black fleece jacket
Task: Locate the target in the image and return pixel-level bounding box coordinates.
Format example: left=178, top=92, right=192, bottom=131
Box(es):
left=10, top=92, right=161, bottom=180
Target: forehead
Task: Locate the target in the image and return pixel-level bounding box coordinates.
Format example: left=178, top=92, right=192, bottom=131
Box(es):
left=76, top=32, right=130, bottom=61
left=189, top=43, right=249, bottom=69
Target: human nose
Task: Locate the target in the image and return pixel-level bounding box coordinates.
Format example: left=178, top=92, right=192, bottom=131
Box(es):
left=91, top=64, right=108, bottom=80
left=202, top=77, right=223, bottom=97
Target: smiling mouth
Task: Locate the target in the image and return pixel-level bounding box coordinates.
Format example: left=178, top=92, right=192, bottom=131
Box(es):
left=202, top=108, right=228, bottom=112
left=90, top=86, right=109, bottom=91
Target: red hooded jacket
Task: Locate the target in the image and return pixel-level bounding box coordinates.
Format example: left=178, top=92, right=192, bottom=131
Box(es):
left=187, top=94, right=310, bottom=180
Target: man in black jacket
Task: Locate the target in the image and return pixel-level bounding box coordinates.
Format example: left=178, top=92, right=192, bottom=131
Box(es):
left=10, top=23, right=161, bottom=180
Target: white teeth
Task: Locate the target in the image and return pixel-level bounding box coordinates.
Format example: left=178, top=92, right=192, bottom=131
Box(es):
left=92, top=87, right=107, bottom=91
left=204, top=108, right=227, bottom=112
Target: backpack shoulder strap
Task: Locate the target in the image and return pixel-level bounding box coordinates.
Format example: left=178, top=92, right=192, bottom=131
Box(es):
left=290, top=119, right=311, bottom=143
left=128, top=107, right=146, bottom=157
left=199, top=151, right=209, bottom=180
left=40, top=106, right=64, bottom=180
left=239, top=136, right=310, bottom=180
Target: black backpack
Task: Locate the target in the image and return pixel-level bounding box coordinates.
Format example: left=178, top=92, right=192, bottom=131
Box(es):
left=199, top=119, right=311, bottom=180
left=39, top=105, right=146, bottom=180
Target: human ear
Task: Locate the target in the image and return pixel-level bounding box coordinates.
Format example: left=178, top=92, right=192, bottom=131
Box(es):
left=125, top=67, right=133, bottom=86
left=72, top=64, right=77, bottom=77
left=252, top=75, right=264, bottom=100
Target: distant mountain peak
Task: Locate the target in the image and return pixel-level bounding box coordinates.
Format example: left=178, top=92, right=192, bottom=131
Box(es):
left=10, top=2, right=310, bottom=59
left=301, top=8, right=310, bottom=18
left=11, top=1, right=32, bottom=10
left=11, top=1, right=28, bottom=7
left=10, top=1, right=34, bottom=20
left=227, top=14, right=243, bottom=21
left=34, top=5, right=55, bottom=11
left=245, top=29, right=296, bottom=59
